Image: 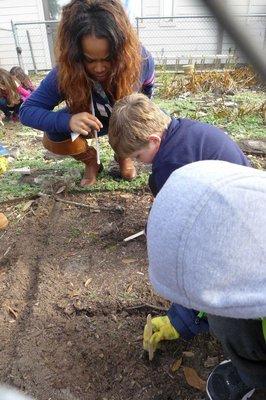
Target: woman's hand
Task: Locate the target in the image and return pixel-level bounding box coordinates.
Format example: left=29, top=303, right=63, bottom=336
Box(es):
left=69, top=112, right=103, bottom=137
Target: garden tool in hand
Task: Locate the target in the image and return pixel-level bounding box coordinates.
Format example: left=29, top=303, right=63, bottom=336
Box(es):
left=90, top=97, right=100, bottom=165
left=143, top=315, right=180, bottom=359
left=71, top=97, right=101, bottom=165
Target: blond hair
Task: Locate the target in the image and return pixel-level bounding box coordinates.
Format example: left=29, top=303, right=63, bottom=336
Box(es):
left=0, top=68, right=20, bottom=106
left=109, top=93, right=171, bottom=157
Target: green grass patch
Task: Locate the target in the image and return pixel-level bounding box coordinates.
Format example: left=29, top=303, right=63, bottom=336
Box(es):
left=0, top=173, right=39, bottom=200
left=155, top=91, right=266, bottom=140
left=0, top=136, right=149, bottom=202
left=0, top=90, right=265, bottom=201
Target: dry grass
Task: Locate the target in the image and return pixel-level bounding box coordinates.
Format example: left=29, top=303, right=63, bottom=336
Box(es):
left=158, top=67, right=263, bottom=99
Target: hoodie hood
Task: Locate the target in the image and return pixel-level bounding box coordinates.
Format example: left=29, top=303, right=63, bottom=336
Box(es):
left=147, top=160, right=266, bottom=319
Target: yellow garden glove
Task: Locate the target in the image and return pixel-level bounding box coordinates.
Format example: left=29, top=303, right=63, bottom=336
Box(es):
left=0, top=157, right=8, bottom=175
left=143, top=315, right=180, bottom=354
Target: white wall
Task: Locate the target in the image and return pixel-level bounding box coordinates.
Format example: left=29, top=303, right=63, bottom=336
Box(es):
left=0, top=0, right=52, bottom=71
left=137, top=0, right=266, bottom=65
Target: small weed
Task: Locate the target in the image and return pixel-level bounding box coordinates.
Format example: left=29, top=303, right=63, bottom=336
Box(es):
left=69, top=227, right=82, bottom=238
left=106, top=244, right=118, bottom=252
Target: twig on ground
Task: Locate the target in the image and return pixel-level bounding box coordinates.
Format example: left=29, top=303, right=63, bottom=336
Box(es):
left=16, top=210, right=32, bottom=224
left=0, top=233, right=5, bottom=241
left=0, top=194, right=40, bottom=206
left=124, top=303, right=167, bottom=312
left=54, top=196, right=124, bottom=213
left=0, top=245, right=11, bottom=262
left=124, top=230, right=145, bottom=242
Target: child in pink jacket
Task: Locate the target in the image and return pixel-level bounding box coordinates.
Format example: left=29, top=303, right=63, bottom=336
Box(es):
left=0, top=68, right=31, bottom=122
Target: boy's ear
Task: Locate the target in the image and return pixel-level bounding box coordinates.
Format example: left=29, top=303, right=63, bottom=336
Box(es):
left=148, top=134, right=161, bottom=145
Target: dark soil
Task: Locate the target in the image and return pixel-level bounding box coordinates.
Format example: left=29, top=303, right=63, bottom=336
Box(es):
left=0, top=191, right=223, bottom=400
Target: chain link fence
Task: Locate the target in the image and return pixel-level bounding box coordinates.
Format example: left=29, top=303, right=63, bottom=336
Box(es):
left=11, top=20, right=58, bottom=72
left=136, top=14, right=266, bottom=69
left=7, top=13, right=266, bottom=72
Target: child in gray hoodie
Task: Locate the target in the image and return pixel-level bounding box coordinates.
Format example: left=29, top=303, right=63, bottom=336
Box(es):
left=147, top=160, right=266, bottom=400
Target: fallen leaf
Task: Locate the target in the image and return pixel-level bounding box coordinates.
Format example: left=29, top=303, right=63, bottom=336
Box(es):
left=183, top=367, right=206, bottom=392
left=111, top=314, right=117, bottom=323
left=183, top=351, right=195, bottom=358
left=21, top=200, right=35, bottom=212
left=69, top=290, right=80, bottom=297
left=171, top=357, right=182, bottom=372
left=7, top=306, right=18, bottom=320
left=133, top=335, right=143, bottom=342
left=122, top=259, right=137, bottom=265
left=126, top=284, right=133, bottom=293
left=119, top=194, right=132, bottom=199
left=204, top=356, right=219, bottom=368
left=84, top=278, right=92, bottom=288
left=56, top=186, right=66, bottom=194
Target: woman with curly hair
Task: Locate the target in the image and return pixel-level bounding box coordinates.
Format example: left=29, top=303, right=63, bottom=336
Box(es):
left=20, top=0, right=155, bottom=186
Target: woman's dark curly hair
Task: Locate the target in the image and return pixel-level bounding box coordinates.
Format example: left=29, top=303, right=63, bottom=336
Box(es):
left=55, top=0, right=142, bottom=113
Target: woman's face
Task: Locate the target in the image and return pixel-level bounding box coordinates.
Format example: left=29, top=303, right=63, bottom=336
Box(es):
left=81, top=35, right=112, bottom=83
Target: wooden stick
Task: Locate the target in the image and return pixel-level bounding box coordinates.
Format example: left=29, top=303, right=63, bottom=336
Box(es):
left=94, top=130, right=100, bottom=165
left=54, top=196, right=122, bottom=212
left=146, top=314, right=154, bottom=361
left=0, top=194, right=40, bottom=206
left=91, top=97, right=101, bottom=165
left=124, top=230, right=145, bottom=242
left=0, top=246, right=11, bottom=262
left=124, top=303, right=167, bottom=312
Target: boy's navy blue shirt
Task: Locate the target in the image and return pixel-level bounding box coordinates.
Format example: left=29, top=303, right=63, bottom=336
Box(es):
left=149, top=117, right=250, bottom=339
left=19, top=47, right=154, bottom=141
left=149, top=117, right=249, bottom=197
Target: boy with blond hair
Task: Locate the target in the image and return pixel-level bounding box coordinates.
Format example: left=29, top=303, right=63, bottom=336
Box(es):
left=108, top=93, right=250, bottom=345
left=109, top=93, right=249, bottom=196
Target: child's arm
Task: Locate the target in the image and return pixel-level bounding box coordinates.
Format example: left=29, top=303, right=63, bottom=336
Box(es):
left=198, top=122, right=250, bottom=167
left=19, top=67, right=71, bottom=134
left=17, top=85, right=31, bottom=101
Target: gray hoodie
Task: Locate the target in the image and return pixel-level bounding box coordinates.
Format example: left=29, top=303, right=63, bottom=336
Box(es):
left=147, top=160, right=266, bottom=319
left=0, top=386, right=32, bottom=400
